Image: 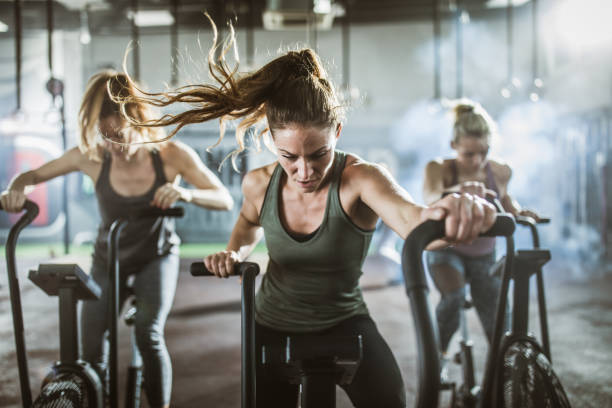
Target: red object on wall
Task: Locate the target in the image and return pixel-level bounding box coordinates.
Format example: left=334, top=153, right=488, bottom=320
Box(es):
left=9, top=150, right=49, bottom=225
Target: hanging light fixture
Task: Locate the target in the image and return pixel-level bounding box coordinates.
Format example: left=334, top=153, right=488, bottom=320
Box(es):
left=170, top=0, right=179, bottom=86
left=130, top=0, right=140, bottom=81
left=246, top=0, right=255, bottom=71
left=500, top=0, right=514, bottom=99
left=529, top=0, right=543, bottom=102
left=455, top=0, right=464, bottom=99
left=79, top=7, right=91, bottom=45
left=428, top=0, right=443, bottom=114
left=338, top=0, right=361, bottom=105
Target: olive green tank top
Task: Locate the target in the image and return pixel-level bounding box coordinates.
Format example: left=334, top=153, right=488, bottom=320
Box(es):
left=256, top=150, right=374, bottom=332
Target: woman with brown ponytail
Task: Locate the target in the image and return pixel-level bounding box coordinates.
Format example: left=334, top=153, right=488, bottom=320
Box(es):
left=423, top=99, right=540, bottom=382
left=115, top=21, right=497, bottom=407
left=0, top=70, right=234, bottom=408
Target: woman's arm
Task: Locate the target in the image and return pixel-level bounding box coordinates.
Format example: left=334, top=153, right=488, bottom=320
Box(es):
left=355, top=161, right=496, bottom=249
left=204, top=169, right=268, bottom=277
left=423, top=159, right=446, bottom=205
left=497, top=164, right=540, bottom=220
left=155, top=141, right=234, bottom=210
left=1, top=147, right=88, bottom=212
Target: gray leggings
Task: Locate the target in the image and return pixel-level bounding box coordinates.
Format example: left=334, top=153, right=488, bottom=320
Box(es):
left=81, top=253, right=179, bottom=407
left=425, top=249, right=501, bottom=353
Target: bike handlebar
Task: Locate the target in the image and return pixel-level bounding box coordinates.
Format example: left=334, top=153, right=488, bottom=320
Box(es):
left=0, top=199, right=39, bottom=219
left=127, top=206, right=184, bottom=220
left=191, top=260, right=259, bottom=408
left=401, top=214, right=515, bottom=408
left=190, top=261, right=260, bottom=277
left=516, top=215, right=550, bottom=226
left=1, top=199, right=40, bottom=407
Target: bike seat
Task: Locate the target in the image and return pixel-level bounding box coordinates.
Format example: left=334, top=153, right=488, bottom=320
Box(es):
left=513, top=250, right=551, bottom=278
left=29, top=264, right=101, bottom=300
left=262, top=334, right=363, bottom=385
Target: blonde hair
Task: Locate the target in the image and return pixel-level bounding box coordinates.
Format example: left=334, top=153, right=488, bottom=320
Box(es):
left=451, top=99, right=497, bottom=144
left=113, top=15, right=344, bottom=168
left=78, top=70, right=165, bottom=161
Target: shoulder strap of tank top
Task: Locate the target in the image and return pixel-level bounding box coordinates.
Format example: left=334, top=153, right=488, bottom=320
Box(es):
left=96, top=151, right=111, bottom=188
left=328, top=150, right=347, bottom=213
left=150, top=149, right=167, bottom=184
left=450, top=159, right=458, bottom=187
left=260, top=163, right=284, bottom=222
left=330, top=150, right=347, bottom=188
left=484, top=162, right=499, bottom=194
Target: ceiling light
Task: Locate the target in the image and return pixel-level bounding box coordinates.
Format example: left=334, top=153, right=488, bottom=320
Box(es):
left=486, top=0, right=530, bottom=7
left=79, top=10, right=91, bottom=45
left=127, top=10, right=175, bottom=27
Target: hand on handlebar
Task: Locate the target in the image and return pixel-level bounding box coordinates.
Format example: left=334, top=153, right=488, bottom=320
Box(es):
left=423, top=193, right=497, bottom=245
left=151, top=182, right=189, bottom=210
left=0, top=190, right=27, bottom=213
left=518, top=208, right=541, bottom=222
left=204, top=250, right=241, bottom=278
left=459, top=181, right=497, bottom=199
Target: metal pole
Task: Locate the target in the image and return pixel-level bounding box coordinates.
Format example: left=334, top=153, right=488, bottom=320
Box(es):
left=342, top=0, right=351, bottom=88
left=246, top=0, right=255, bottom=68
left=14, top=0, right=22, bottom=112
left=531, top=0, right=538, bottom=81
left=433, top=0, right=441, bottom=99
left=455, top=1, right=463, bottom=98
left=507, top=0, right=513, bottom=85
left=108, top=219, right=128, bottom=408
left=171, top=0, right=179, bottom=86
left=131, top=0, right=140, bottom=81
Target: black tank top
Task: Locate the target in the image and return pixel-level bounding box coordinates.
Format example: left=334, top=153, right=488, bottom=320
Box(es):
left=92, top=150, right=180, bottom=270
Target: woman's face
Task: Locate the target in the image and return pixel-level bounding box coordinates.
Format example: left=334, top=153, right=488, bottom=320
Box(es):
left=272, top=123, right=340, bottom=193
left=452, top=135, right=489, bottom=172
left=99, top=114, right=139, bottom=160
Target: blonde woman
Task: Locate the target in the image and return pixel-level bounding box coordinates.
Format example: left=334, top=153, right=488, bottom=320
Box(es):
left=0, top=71, right=233, bottom=408
left=423, top=100, right=539, bottom=380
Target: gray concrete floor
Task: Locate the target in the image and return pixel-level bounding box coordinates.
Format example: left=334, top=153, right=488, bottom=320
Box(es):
left=1, top=253, right=611, bottom=407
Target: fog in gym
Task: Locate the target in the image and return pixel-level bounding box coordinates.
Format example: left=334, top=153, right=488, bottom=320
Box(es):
left=0, top=0, right=610, bottom=407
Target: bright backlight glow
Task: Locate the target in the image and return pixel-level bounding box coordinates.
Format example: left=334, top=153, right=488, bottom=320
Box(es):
left=555, top=0, right=612, bottom=50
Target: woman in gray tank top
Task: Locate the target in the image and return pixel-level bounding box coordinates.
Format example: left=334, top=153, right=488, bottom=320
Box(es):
left=0, top=71, right=234, bottom=408
left=114, top=18, right=498, bottom=408
left=423, top=100, right=542, bottom=381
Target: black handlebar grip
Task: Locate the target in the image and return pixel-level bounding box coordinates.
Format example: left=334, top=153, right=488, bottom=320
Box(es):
left=0, top=199, right=39, bottom=220
left=129, top=206, right=184, bottom=220
left=190, top=261, right=260, bottom=277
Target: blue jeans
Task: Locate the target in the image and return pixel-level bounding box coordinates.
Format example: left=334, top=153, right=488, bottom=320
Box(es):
left=81, top=253, right=179, bottom=407
left=426, top=248, right=501, bottom=353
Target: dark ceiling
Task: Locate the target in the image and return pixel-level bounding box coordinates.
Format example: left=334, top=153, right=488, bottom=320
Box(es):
left=0, top=0, right=521, bottom=36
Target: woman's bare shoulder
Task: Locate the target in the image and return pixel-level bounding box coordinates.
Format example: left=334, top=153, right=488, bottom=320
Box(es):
left=488, top=158, right=512, bottom=181
left=242, top=162, right=277, bottom=199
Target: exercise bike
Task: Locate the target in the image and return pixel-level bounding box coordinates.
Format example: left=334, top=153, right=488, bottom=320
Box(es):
left=190, top=261, right=363, bottom=408
left=402, top=213, right=571, bottom=407
left=2, top=199, right=183, bottom=407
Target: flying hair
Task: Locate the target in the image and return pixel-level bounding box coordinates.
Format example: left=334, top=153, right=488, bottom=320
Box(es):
left=111, top=13, right=344, bottom=170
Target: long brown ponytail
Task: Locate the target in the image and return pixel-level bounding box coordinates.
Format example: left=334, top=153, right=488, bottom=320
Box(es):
left=114, top=15, right=344, bottom=166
